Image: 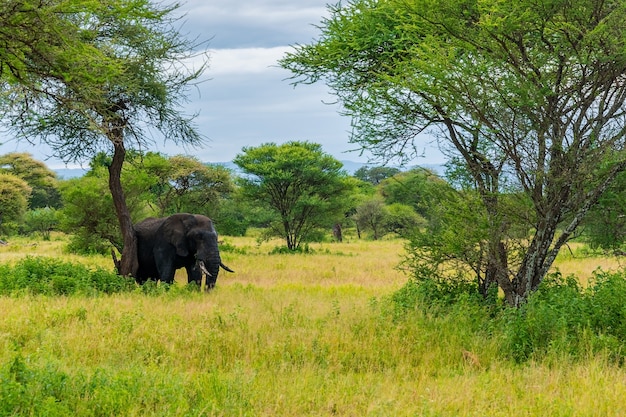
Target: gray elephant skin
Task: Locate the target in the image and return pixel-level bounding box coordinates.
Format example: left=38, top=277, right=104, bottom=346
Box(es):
left=133, top=213, right=233, bottom=289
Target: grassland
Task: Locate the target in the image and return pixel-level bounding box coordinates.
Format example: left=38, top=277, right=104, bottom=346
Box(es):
left=1, top=234, right=625, bottom=416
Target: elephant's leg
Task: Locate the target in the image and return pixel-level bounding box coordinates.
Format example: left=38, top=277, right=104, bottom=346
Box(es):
left=156, top=261, right=176, bottom=284
left=186, top=264, right=202, bottom=287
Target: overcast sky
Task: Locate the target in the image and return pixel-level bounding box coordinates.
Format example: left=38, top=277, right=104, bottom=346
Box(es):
left=0, top=0, right=444, bottom=169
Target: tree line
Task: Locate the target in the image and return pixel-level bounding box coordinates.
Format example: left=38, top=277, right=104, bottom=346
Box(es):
left=3, top=145, right=626, bottom=260
left=0, top=146, right=428, bottom=250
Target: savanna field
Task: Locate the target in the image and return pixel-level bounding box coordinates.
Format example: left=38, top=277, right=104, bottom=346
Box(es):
left=1, top=234, right=626, bottom=416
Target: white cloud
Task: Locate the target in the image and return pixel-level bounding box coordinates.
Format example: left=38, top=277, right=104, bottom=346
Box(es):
left=207, top=47, right=290, bottom=75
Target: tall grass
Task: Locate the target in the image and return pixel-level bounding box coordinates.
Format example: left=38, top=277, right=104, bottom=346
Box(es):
left=0, top=234, right=625, bottom=416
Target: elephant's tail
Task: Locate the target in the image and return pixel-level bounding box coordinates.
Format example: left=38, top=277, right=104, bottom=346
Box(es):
left=220, top=262, right=234, bottom=273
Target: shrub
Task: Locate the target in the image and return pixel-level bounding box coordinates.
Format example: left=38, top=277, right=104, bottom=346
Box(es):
left=586, top=269, right=626, bottom=343
left=0, top=257, right=135, bottom=296
left=390, top=270, right=626, bottom=364
left=501, top=272, right=589, bottom=361
left=23, top=207, right=59, bottom=240
left=65, top=232, right=112, bottom=256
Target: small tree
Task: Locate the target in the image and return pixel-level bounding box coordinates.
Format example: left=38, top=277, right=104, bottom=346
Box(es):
left=353, top=197, right=389, bottom=240
left=353, top=166, right=401, bottom=185
left=379, top=168, right=449, bottom=220
left=386, top=203, right=425, bottom=237
left=0, top=153, right=61, bottom=209
left=24, top=207, right=58, bottom=240
left=234, top=141, right=353, bottom=250
left=0, top=173, right=31, bottom=235
left=140, top=153, right=234, bottom=216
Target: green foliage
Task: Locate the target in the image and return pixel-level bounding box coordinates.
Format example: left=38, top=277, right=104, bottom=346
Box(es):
left=234, top=141, right=354, bottom=250
left=212, top=196, right=272, bottom=237
left=0, top=153, right=61, bottom=209
left=385, top=203, right=424, bottom=237
left=0, top=355, right=205, bottom=416
left=353, top=165, right=400, bottom=185
left=392, top=269, right=626, bottom=363
left=1, top=0, right=207, bottom=163
left=404, top=185, right=533, bottom=299
left=23, top=208, right=59, bottom=240
left=583, top=170, right=626, bottom=250
left=58, top=170, right=123, bottom=253
left=136, top=153, right=234, bottom=217
left=353, top=196, right=389, bottom=240
left=0, top=173, right=31, bottom=236
left=65, top=233, right=112, bottom=256
left=268, top=243, right=315, bottom=255
left=379, top=168, right=450, bottom=219
left=0, top=257, right=135, bottom=296
left=281, top=0, right=626, bottom=306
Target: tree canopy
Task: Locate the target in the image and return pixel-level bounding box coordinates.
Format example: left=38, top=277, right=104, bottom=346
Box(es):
left=1, top=0, right=205, bottom=159
left=234, top=141, right=353, bottom=250
left=138, top=154, right=234, bottom=217
left=281, top=0, right=626, bottom=305
left=0, top=153, right=61, bottom=209
left=0, top=173, right=31, bottom=235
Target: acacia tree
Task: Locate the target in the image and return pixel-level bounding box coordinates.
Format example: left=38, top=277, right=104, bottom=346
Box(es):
left=0, top=152, right=61, bottom=209
left=281, top=0, right=626, bottom=306
left=353, top=166, right=401, bottom=185
left=0, top=173, right=31, bottom=235
left=140, top=154, right=234, bottom=217
left=234, top=141, right=353, bottom=250
left=353, top=197, right=388, bottom=240
left=0, top=0, right=207, bottom=275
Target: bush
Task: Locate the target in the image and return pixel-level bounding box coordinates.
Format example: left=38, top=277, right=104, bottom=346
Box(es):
left=65, top=232, right=112, bottom=256
left=23, top=207, right=59, bottom=240
left=0, top=353, right=201, bottom=416
left=0, top=257, right=135, bottom=296
left=391, top=270, right=626, bottom=364
left=500, top=271, right=626, bottom=362
left=586, top=270, right=626, bottom=335
left=501, top=272, right=589, bottom=362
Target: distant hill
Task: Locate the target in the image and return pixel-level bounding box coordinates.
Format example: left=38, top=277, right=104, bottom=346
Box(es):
left=209, top=160, right=445, bottom=175
left=53, top=160, right=445, bottom=179
left=209, top=160, right=369, bottom=175
left=54, top=168, right=88, bottom=179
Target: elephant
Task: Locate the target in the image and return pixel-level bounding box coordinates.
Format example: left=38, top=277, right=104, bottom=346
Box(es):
left=133, top=213, right=234, bottom=289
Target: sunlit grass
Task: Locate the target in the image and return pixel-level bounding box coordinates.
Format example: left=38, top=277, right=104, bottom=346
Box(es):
left=0, top=233, right=112, bottom=269
left=553, top=242, right=624, bottom=286
left=216, top=236, right=407, bottom=290
left=1, top=233, right=625, bottom=415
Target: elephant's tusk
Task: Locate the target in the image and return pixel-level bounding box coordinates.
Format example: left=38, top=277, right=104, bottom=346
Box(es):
left=220, top=262, right=234, bottom=273
left=198, top=261, right=212, bottom=277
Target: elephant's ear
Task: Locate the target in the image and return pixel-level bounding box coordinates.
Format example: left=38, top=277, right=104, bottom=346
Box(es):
left=170, top=229, right=189, bottom=257
left=162, top=216, right=190, bottom=257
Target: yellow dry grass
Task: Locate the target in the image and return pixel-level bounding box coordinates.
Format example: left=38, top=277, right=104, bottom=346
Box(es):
left=212, top=236, right=407, bottom=290
left=1, top=233, right=625, bottom=416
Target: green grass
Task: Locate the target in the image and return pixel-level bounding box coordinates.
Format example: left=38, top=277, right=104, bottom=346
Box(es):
left=0, top=234, right=625, bottom=416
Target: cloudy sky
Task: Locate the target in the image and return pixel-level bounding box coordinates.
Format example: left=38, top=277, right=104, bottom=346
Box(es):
left=0, top=0, right=443, bottom=169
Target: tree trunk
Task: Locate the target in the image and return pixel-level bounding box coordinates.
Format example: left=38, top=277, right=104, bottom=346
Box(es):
left=507, top=216, right=559, bottom=306
left=108, top=140, right=138, bottom=277
left=481, top=240, right=506, bottom=298
left=333, top=223, right=343, bottom=242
